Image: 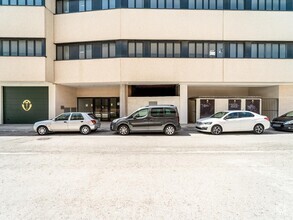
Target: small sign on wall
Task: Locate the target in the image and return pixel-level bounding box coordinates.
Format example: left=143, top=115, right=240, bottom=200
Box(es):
left=228, top=99, right=241, bottom=110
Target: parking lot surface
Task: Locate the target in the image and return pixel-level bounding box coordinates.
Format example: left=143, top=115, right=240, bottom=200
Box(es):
left=0, top=124, right=292, bottom=219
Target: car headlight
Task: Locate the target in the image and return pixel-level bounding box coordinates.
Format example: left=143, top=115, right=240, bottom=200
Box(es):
left=284, top=120, right=293, bottom=125
left=203, top=122, right=213, bottom=125
left=112, top=119, right=119, bottom=123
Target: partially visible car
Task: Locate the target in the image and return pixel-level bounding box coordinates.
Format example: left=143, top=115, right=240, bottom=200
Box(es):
left=271, top=111, right=293, bottom=131
left=110, top=105, right=181, bottom=135
left=195, top=110, right=270, bottom=135
left=33, top=112, right=101, bottom=135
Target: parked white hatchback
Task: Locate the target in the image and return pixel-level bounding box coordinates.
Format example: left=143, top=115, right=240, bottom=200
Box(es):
left=33, top=112, right=101, bottom=135
left=195, top=111, right=270, bottom=135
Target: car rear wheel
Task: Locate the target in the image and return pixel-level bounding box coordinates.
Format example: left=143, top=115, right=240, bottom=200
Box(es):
left=37, top=126, right=48, bottom=135
left=211, top=125, right=222, bottom=135
left=254, top=124, right=264, bottom=134
left=80, top=125, right=91, bottom=135
left=164, top=125, right=175, bottom=136
left=118, top=125, right=130, bottom=135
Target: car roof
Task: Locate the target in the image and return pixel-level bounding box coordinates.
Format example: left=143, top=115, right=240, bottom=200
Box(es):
left=144, top=105, right=177, bottom=108
left=220, top=110, right=256, bottom=113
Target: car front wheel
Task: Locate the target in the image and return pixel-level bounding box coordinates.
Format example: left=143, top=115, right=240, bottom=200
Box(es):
left=118, top=125, right=130, bottom=135
left=211, top=125, right=222, bottom=135
left=80, top=125, right=91, bottom=135
left=254, top=124, right=264, bottom=134
left=37, top=126, right=48, bottom=135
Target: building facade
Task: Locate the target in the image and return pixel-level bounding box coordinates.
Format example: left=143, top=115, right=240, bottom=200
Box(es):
left=1, top=0, right=293, bottom=124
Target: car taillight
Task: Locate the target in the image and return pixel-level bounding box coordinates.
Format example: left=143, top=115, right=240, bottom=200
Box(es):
left=264, top=117, right=270, bottom=121
left=91, top=120, right=96, bottom=124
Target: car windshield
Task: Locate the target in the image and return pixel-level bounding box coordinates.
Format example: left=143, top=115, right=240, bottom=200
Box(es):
left=210, top=112, right=228, bottom=118
left=284, top=111, right=293, bottom=117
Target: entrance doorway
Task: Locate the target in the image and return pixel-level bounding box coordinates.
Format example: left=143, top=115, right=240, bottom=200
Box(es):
left=78, top=97, right=119, bottom=121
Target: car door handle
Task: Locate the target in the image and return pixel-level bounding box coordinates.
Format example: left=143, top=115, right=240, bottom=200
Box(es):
left=80, top=121, right=84, bottom=122
left=64, top=121, right=67, bottom=123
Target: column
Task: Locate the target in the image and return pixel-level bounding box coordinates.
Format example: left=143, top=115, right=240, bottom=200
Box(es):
left=179, top=84, right=188, bottom=124
left=120, top=84, right=127, bottom=117
left=48, top=84, right=56, bottom=119
left=0, top=86, right=3, bottom=124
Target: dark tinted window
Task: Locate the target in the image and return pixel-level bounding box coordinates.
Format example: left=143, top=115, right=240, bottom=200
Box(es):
left=151, top=108, right=164, bottom=117
left=55, top=113, right=71, bottom=121
left=70, top=113, right=84, bottom=120
left=88, top=113, right=98, bottom=119
left=164, top=108, right=176, bottom=117
left=239, top=112, right=255, bottom=118
left=225, top=112, right=239, bottom=119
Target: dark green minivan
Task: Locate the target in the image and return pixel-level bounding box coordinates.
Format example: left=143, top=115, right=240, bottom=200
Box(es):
left=110, top=105, right=181, bottom=135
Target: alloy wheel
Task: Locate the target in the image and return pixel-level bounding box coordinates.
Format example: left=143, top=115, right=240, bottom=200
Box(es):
left=119, top=125, right=129, bottom=135
left=80, top=126, right=91, bottom=135
left=37, top=126, right=47, bottom=135
left=164, top=125, right=175, bottom=136
left=254, top=124, right=264, bottom=134
left=211, top=125, right=222, bottom=135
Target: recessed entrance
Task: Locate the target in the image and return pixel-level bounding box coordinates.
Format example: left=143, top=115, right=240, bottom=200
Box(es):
left=78, top=97, right=119, bottom=121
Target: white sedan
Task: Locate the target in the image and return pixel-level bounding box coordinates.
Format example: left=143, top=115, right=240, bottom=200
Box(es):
left=33, top=112, right=101, bottom=135
left=195, top=111, right=270, bottom=135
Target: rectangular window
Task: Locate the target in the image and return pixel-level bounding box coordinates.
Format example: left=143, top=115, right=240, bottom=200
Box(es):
left=280, top=0, right=286, bottom=10
left=251, top=44, right=257, bottom=58
left=189, top=0, right=195, bottom=9
left=280, top=44, right=286, bottom=58
left=203, top=0, right=208, bottom=9
left=63, top=45, right=69, bottom=60
left=19, top=40, right=26, bottom=56
left=258, top=44, right=265, bottom=58
left=136, top=42, right=143, bottom=57
left=266, top=0, right=272, bottom=10
left=86, top=44, right=92, bottom=58
left=63, top=0, right=70, bottom=13
left=158, top=0, right=164, bottom=8
left=27, top=41, right=34, bottom=56
left=196, top=0, right=203, bottom=9
left=166, top=43, right=173, bottom=57
left=150, top=0, right=157, bottom=8
left=174, top=43, right=180, bottom=57
left=203, top=43, right=209, bottom=58
left=69, top=45, right=79, bottom=59
left=19, top=0, right=26, bottom=5
left=128, top=42, right=135, bottom=57
left=79, top=0, right=85, bottom=11
left=57, top=1, right=63, bottom=13
left=265, top=43, right=272, bottom=58
left=2, top=0, right=9, bottom=5
left=128, top=0, right=135, bottom=7
left=57, top=46, right=63, bottom=60
left=230, top=43, right=237, bottom=58
left=10, top=0, right=17, bottom=5
left=196, top=43, right=203, bottom=58
left=86, top=0, right=92, bottom=10
left=109, top=43, right=116, bottom=57
left=237, top=43, right=244, bottom=58
left=35, top=41, right=43, bottom=56
left=209, top=43, right=216, bottom=58
left=174, top=0, right=180, bottom=8
left=109, top=0, right=116, bottom=8
left=102, top=0, right=109, bottom=9
left=272, top=44, right=279, bottom=58
left=230, top=0, right=237, bottom=9
left=158, top=43, right=165, bottom=57
left=217, top=43, right=224, bottom=58
left=151, top=43, right=158, bottom=57
left=79, top=45, right=85, bottom=59
left=210, top=0, right=216, bottom=9
left=259, top=0, right=265, bottom=10
left=189, top=43, right=196, bottom=58
left=238, top=0, right=244, bottom=9
left=136, top=0, right=143, bottom=8
left=273, top=0, right=279, bottom=10
left=35, top=0, right=43, bottom=5
left=102, top=43, right=109, bottom=58
left=3, top=41, right=9, bottom=56
left=166, top=0, right=173, bottom=8
left=217, top=0, right=223, bottom=9
left=251, top=0, right=258, bottom=10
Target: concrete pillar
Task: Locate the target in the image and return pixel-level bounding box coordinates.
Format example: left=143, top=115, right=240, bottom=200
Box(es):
left=48, top=84, right=56, bottom=119
left=279, top=85, right=293, bottom=115
left=0, top=86, right=3, bottom=124
left=120, top=84, right=127, bottom=117
left=179, top=84, right=188, bottom=124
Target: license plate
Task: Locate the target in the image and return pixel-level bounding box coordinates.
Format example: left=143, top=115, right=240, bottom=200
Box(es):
left=272, top=124, right=281, bottom=127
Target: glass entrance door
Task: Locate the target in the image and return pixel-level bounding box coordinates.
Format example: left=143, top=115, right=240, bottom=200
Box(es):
left=94, top=98, right=110, bottom=121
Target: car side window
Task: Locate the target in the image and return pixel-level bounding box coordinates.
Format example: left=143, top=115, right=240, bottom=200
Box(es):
left=286, top=111, right=293, bottom=117
left=55, top=113, right=71, bottom=121
left=225, top=112, right=239, bottom=119
left=164, top=108, right=176, bottom=117
left=239, top=112, right=254, bottom=118
left=133, top=109, right=148, bottom=119
left=151, top=108, right=164, bottom=117
left=70, top=113, right=84, bottom=121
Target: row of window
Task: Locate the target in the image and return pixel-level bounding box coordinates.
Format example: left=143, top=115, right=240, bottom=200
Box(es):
left=56, top=0, right=293, bottom=13
left=0, top=0, right=44, bottom=6
left=56, top=41, right=293, bottom=60
left=0, top=39, right=45, bottom=57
